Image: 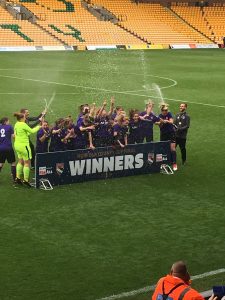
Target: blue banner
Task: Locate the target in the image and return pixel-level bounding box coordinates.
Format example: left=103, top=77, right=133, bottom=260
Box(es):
left=35, top=142, right=171, bottom=188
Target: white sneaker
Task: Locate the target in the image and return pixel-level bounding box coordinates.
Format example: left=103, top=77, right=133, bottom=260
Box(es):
left=172, top=164, right=178, bottom=171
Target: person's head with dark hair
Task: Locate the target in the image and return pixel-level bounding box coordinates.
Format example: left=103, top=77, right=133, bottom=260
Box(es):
left=170, top=261, right=190, bottom=284
left=180, top=103, right=187, bottom=112
left=64, top=117, right=73, bottom=129
left=115, top=106, right=123, bottom=114
left=0, top=117, right=9, bottom=125
left=79, top=104, right=90, bottom=115
left=55, top=118, right=64, bottom=128
left=129, top=109, right=139, bottom=122
left=41, top=120, right=49, bottom=130
left=20, top=108, right=29, bottom=118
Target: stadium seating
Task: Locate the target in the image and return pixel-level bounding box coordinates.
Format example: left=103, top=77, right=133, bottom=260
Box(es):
left=0, top=5, right=61, bottom=46
left=203, top=4, right=225, bottom=44
left=88, top=0, right=212, bottom=44
left=16, top=0, right=145, bottom=47
left=0, top=0, right=222, bottom=47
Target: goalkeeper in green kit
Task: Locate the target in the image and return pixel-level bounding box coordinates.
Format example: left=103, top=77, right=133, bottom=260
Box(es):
left=14, top=112, right=42, bottom=187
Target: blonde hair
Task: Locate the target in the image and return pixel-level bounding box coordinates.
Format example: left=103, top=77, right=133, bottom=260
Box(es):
left=145, top=100, right=154, bottom=109
left=160, top=103, right=169, bottom=111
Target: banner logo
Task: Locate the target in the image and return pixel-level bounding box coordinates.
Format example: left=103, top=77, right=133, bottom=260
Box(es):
left=56, top=163, right=64, bottom=176
left=39, top=167, right=46, bottom=176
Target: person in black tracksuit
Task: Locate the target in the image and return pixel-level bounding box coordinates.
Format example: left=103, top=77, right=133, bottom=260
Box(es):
left=174, top=103, right=190, bottom=165
left=20, top=108, right=46, bottom=168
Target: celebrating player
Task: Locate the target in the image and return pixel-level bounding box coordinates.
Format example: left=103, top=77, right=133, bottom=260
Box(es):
left=78, top=113, right=95, bottom=149
left=61, top=117, right=76, bottom=150
left=20, top=108, right=46, bottom=168
left=14, top=112, right=42, bottom=187
left=0, top=117, right=16, bottom=183
left=128, top=109, right=142, bottom=144
left=49, top=118, right=66, bottom=152
left=158, top=104, right=177, bottom=171
left=139, top=101, right=159, bottom=142
left=94, top=99, right=114, bottom=147
left=36, top=121, right=50, bottom=153
left=113, top=115, right=128, bottom=148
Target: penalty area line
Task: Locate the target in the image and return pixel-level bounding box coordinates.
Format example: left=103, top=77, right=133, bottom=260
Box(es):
left=96, top=268, right=225, bottom=300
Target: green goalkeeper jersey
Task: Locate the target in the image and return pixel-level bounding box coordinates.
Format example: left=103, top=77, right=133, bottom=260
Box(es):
left=14, top=121, right=40, bottom=145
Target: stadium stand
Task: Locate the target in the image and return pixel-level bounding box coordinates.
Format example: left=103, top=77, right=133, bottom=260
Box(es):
left=203, top=4, right=225, bottom=44
left=0, top=0, right=222, bottom=47
left=14, top=0, right=145, bottom=47
left=171, top=5, right=213, bottom=38
left=87, top=0, right=212, bottom=44
left=0, top=4, right=62, bottom=46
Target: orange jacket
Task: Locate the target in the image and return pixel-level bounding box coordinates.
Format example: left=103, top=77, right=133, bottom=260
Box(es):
left=152, top=275, right=205, bottom=300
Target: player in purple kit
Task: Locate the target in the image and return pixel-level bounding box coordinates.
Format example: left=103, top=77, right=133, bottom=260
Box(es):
left=49, top=118, right=66, bottom=152
left=113, top=115, right=128, bottom=148
left=73, top=125, right=87, bottom=150
left=76, top=104, right=90, bottom=125
left=94, top=99, right=114, bottom=147
left=61, top=117, right=76, bottom=150
left=111, top=104, right=124, bottom=121
left=128, top=109, right=142, bottom=144
left=0, top=117, right=16, bottom=182
left=139, top=102, right=159, bottom=142
left=36, top=121, right=50, bottom=153
left=158, top=104, right=177, bottom=171
left=79, top=114, right=95, bottom=149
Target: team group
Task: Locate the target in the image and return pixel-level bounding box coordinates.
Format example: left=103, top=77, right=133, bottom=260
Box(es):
left=0, top=97, right=190, bottom=186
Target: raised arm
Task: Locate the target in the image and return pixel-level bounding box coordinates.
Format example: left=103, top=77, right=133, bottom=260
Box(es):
left=108, top=96, right=115, bottom=116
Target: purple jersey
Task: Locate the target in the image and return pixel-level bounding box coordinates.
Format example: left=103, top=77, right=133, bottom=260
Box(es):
left=113, top=124, right=127, bottom=143
left=95, top=117, right=112, bottom=138
left=0, top=124, right=14, bottom=150
left=111, top=113, right=117, bottom=120
left=76, top=113, right=86, bottom=128
left=73, top=125, right=87, bottom=149
left=49, top=126, right=66, bottom=152
left=128, top=120, right=142, bottom=138
left=158, top=112, right=174, bottom=133
left=139, top=112, right=159, bottom=130
left=36, top=128, right=50, bottom=153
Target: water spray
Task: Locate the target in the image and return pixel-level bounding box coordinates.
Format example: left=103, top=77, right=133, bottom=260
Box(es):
left=46, top=92, right=56, bottom=111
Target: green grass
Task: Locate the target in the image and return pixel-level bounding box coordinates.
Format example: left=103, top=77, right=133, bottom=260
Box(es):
left=0, top=49, right=225, bottom=300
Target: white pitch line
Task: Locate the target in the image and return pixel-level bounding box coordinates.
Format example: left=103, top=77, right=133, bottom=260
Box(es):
left=0, top=92, right=32, bottom=95
left=0, top=92, right=95, bottom=95
left=97, top=268, right=225, bottom=300
left=0, top=74, right=224, bottom=109
left=0, top=68, right=177, bottom=91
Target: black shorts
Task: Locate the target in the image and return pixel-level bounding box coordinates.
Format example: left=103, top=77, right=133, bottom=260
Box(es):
left=160, top=131, right=176, bottom=143
left=0, top=149, right=16, bottom=163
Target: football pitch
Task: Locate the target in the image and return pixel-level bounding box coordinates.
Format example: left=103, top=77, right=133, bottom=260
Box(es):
left=0, top=49, right=224, bottom=300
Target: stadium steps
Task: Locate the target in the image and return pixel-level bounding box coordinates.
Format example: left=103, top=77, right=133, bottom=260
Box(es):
left=20, top=0, right=70, bottom=45
left=168, top=5, right=214, bottom=43
left=83, top=0, right=151, bottom=44
left=82, top=0, right=149, bottom=44
left=202, top=4, right=225, bottom=44
left=88, top=0, right=211, bottom=45
left=115, top=22, right=149, bottom=44
left=0, top=3, right=62, bottom=46
left=82, top=0, right=118, bottom=23
left=35, top=22, right=69, bottom=45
